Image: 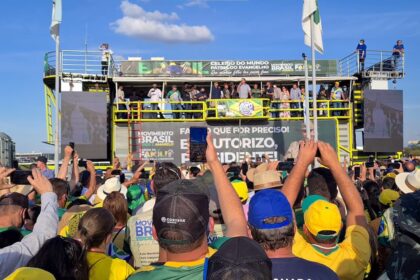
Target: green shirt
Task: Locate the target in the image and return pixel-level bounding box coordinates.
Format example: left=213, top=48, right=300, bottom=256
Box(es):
left=58, top=208, right=66, bottom=220
left=0, top=226, right=29, bottom=236
left=251, top=89, right=261, bottom=98
left=128, top=247, right=217, bottom=280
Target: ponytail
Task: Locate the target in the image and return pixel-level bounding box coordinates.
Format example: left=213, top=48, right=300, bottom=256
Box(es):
left=77, top=208, right=115, bottom=251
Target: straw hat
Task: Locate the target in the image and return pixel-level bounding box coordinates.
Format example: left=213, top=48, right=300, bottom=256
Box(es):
left=253, top=170, right=282, bottom=191
left=246, top=163, right=269, bottom=183
left=96, top=177, right=127, bottom=201
left=395, top=169, right=420, bottom=194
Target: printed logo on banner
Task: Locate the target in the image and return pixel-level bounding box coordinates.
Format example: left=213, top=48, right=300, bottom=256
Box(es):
left=135, top=220, right=154, bottom=241
left=239, top=101, right=255, bottom=116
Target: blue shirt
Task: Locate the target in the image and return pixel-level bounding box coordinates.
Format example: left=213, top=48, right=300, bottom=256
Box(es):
left=290, top=88, right=301, bottom=100
left=42, top=169, right=55, bottom=179
left=356, top=43, right=367, bottom=58
left=393, top=44, right=404, bottom=56
left=211, top=87, right=222, bottom=99
left=271, top=257, right=338, bottom=280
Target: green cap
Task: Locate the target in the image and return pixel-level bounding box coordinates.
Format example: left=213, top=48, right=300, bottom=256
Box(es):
left=302, top=195, right=328, bottom=213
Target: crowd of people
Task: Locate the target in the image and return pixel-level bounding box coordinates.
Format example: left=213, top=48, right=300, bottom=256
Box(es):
left=115, top=79, right=350, bottom=120
left=0, top=133, right=419, bottom=280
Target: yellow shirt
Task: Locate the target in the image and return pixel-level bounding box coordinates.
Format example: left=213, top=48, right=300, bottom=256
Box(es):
left=87, top=252, right=134, bottom=280
left=293, top=225, right=371, bottom=280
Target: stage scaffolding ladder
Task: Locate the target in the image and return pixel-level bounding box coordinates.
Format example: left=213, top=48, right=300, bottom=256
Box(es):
left=128, top=105, right=143, bottom=164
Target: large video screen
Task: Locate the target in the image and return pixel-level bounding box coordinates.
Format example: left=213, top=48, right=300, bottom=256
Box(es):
left=61, top=92, right=108, bottom=159
left=364, top=90, right=403, bottom=152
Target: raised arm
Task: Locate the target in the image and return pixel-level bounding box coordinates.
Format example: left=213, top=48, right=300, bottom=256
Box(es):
left=123, top=161, right=147, bottom=187
left=281, top=140, right=317, bottom=206
left=206, top=134, right=248, bottom=237
left=83, top=160, right=97, bottom=199
left=0, top=169, right=58, bottom=279
left=69, top=152, right=80, bottom=192
left=57, top=145, right=73, bottom=179
left=317, top=142, right=367, bottom=228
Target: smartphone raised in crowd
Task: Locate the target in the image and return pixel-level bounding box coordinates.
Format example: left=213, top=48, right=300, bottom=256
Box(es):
left=69, top=142, right=75, bottom=158
left=10, top=170, right=32, bottom=185
left=354, top=166, right=361, bottom=179
left=190, top=127, right=208, bottom=162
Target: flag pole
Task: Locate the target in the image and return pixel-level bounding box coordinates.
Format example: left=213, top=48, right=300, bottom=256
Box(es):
left=54, top=29, right=61, bottom=176
left=310, top=13, right=318, bottom=141
left=303, top=53, right=311, bottom=139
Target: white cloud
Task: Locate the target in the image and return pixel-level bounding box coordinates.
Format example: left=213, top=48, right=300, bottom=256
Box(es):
left=120, top=1, right=179, bottom=21
left=111, top=1, right=214, bottom=43
left=184, top=0, right=209, bottom=8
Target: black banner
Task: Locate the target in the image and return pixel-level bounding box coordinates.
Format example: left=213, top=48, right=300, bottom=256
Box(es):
left=131, top=120, right=337, bottom=164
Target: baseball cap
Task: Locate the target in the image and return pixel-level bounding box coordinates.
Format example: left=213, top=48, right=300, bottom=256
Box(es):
left=231, top=180, right=248, bottom=203
left=205, top=237, right=272, bottom=280
left=302, top=195, right=328, bottom=213
left=379, top=189, right=400, bottom=207
left=304, top=200, right=342, bottom=237
left=0, top=193, right=29, bottom=209
left=36, top=156, right=48, bottom=164
left=248, top=189, right=293, bottom=230
left=153, top=179, right=210, bottom=245
left=5, top=267, right=55, bottom=280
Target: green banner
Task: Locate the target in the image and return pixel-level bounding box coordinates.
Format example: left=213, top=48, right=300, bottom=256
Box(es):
left=218, top=99, right=264, bottom=117
left=120, top=60, right=337, bottom=77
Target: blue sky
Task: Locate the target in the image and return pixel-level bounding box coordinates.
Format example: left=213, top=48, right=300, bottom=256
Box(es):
left=0, top=0, right=419, bottom=152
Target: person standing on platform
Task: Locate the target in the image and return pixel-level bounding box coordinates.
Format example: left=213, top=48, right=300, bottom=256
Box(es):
left=115, top=85, right=127, bottom=119
left=210, top=82, right=223, bottom=99
left=147, top=84, right=163, bottom=119
left=392, top=40, right=404, bottom=70
left=251, top=83, right=261, bottom=98
left=290, top=83, right=302, bottom=117
left=167, top=85, right=183, bottom=119
left=356, top=39, right=367, bottom=71
left=331, top=82, right=344, bottom=117
left=237, top=78, right=251, bottom=99
left=99, top=43, right=112, bottom=75
left=222, top=83, right=231, bottom=99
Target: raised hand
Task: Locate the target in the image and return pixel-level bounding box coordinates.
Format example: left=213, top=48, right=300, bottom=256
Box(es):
left=27, top=168, right=53, bottom=195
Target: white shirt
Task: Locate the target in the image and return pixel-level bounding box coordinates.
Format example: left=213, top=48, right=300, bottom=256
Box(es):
left=147, top=88, right=162, bottom=102
left=115, top=89, right=125, bottom=104
left=101, top=48, right=113, bottom=62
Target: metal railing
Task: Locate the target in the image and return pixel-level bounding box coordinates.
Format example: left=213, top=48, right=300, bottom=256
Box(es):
left=113, top=101, right=207, bottom=122
left=270, top=100, right=351, bottom=120
left=113, top=99, right=351, bottom=122
left=338, top=50, right=405, bottom=78
left=44, top=50, right=114, bottom=77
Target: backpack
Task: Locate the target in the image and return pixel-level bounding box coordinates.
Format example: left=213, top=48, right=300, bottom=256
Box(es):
left=385, top=191, right=420, bottom=280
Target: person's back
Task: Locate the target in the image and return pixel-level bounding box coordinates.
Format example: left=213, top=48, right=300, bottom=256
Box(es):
left=128, top=180, right=216, bottom=280
left=248, top=189, right=338, bottom=280
left=24, top=236, right=89, bottom=280
left=77, top=208, right=134, bottom=280
left=126, top=208, right=158, bottom=268
left=129, top=137, right=248, bottom=279
left=126, top=162, right=182, bottom=267
left=86, top=251, right=134, bottom=280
